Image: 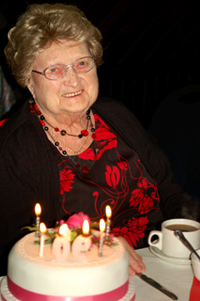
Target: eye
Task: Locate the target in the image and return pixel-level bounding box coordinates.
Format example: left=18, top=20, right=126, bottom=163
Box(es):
left=77, top=60, right=88, bottom=68
left=48, top=66, right=61, bottom=73
left=74, top=58, right=94, bottom=73
left=45, top=65, right=65, bottom=79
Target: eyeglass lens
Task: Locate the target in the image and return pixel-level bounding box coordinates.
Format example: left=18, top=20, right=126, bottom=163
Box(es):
left=45, top=57, right=95, bottom=80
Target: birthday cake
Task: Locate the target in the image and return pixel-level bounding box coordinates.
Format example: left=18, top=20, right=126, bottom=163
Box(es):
left=0, top=232, right=135, bottom=301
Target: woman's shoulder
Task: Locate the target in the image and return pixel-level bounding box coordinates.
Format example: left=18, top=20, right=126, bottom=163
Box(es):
left=93, top=97, right=139, bottom=125
left=0, top=101, right=43, bottom=156
left=93, top=97, right=147, bottom=138
left=93, top=97, right=162, bottom=160
left=93, top=97, right=130, bottom=112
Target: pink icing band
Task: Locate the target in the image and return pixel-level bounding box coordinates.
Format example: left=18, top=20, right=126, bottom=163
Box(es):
left=8, top=276, right=130, bottom=301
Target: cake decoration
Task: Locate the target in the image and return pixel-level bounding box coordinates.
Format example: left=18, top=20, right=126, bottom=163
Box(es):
left=22, top=206, right=116, bottom=260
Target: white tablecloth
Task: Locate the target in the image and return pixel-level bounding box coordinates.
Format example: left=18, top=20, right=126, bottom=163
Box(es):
left=131, top=247, right=193, bottom=301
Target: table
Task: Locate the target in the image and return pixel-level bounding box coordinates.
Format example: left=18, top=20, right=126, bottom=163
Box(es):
left=131, top=247, right=193, bottom=301
left=0, top=247, right=193, bottom=301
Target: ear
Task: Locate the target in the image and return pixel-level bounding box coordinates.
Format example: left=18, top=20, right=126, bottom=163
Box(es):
left=27, top=80, right=36, bottom=99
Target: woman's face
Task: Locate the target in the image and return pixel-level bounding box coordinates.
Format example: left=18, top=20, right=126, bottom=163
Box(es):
left=27, top=40, right=99, bottom=119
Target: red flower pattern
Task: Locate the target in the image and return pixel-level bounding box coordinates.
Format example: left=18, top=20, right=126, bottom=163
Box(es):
left=111, top=216, right=149, bottom=247
left=60, top=168, right=76, bottom=194
left=79, top=114, right=117, bottom=160
left=105, top=165, right=120, bottom=189
left=129, top=178, right=159, bottom=214
left=117, top=160, right=128, bottom=170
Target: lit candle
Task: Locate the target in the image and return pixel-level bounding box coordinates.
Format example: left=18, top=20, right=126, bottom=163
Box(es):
left=39, top=222, right=46, bottom=257
left=99, top=219, right=106, bottom=257
left=52, top=224, right=71, bottom=261
left=72, top=220, right=91, bottom=260
left=105, top=205, right=112, bottom=242
left=35, top=203, right=41, bottom=237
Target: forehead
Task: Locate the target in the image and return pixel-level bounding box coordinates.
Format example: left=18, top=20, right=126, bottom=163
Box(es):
left=33, top=40, right=90, bottom=68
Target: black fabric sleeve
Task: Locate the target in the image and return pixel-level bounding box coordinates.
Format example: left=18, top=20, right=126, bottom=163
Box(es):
left=0, top=111, right=60, bottom=275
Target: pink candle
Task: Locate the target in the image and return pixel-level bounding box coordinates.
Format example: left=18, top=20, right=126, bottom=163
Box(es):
left=72, top=220, right=91, bottom=260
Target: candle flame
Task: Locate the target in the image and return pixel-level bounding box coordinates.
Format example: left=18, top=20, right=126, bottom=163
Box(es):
left=40, top=222, right=46, bottom=233
left=59, top=224, right=69, bottom=236
left=83, top=220, right=90, bottom=235
left=35, top=203, right=41, bottom=215
left=99, top=219, right=106, bottom=232
left=106, top=205, right=112, bottom=218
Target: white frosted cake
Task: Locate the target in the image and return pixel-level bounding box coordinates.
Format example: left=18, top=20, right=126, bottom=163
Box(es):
left=0, top=232, right=136, bottom=301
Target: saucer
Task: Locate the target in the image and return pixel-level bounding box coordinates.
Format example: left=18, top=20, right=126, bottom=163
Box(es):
left=149, top=246, right=191, bottom=265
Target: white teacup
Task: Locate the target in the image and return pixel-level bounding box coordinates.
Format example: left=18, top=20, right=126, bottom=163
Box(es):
left=191, top=249, right=200, bottom=280
left=148, top=218, right=200, bottom=258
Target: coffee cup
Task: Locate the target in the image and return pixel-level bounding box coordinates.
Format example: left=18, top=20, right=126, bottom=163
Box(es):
left=148, top=218, right=200, bottom=258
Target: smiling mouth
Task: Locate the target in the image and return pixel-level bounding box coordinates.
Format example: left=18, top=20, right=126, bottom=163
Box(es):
left=63, top=90, right=83, bottom=97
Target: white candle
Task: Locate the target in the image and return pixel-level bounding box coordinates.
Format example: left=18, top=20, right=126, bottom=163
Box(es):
left=72, top=220, right=91, bottom=260
left=99, top=219, right=106, bottom=257
left=35, top=203, right=41, bottom=237
left=105, top=206, right=112, bottom=241
left=52, top=224, right=70, bottom=261
left=39, top=222, right=46, bottom=257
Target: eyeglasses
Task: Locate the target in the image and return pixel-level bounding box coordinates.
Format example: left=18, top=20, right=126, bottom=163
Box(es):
left=32, top=56, right=96, bottom=80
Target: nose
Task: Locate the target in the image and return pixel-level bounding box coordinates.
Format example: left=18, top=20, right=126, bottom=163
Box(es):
left=63, top=66, right=79, bottom=87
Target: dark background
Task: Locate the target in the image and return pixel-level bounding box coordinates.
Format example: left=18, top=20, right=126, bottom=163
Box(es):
left=1, top=0, right=200, bottom=129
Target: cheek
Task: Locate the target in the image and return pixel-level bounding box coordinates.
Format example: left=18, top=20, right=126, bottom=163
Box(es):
left=32, top=79, right=60, bottom=99
left=88, top=73, right=99, bottom=95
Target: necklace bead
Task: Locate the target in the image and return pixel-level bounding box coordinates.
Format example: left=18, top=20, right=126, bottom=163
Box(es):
left=82, top=166, right=89, bottom=173
left=81, top=130, right=88, bottom=136
left=40, top=120, right=45, bottom=127
left=61, top=130, right=66, bottom=136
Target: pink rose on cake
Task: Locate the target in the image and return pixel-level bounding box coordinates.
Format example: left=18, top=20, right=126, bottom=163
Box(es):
left=66, top=212, right=91, bottom=230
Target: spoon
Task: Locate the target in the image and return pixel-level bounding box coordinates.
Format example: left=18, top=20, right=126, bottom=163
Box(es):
left=174, top=229, right=200, bottom=261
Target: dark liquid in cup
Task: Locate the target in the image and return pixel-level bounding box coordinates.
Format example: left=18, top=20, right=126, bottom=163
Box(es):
left=166, top=224, right=198, bottom=232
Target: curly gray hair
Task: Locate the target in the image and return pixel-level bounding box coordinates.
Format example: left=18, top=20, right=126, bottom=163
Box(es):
left=4, top=3, right=103, bottom=87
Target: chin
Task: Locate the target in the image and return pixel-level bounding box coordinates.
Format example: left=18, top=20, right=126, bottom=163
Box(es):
left=64, top=96, right=96, bottom=113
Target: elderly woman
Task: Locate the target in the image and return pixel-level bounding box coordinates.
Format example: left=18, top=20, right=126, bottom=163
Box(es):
left=0, top=3, right=196, bottom=276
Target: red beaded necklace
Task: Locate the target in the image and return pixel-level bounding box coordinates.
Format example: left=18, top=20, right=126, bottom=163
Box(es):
left=29, top=100, right=99, bottom=173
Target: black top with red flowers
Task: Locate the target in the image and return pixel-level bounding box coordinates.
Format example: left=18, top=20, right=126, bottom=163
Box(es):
left=0, top=97, right=196, bottom=275
left=51, top=113, right=163, bottom=248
